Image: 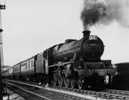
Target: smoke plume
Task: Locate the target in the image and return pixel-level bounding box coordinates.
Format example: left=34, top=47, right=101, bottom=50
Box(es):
left=81, top=0, right=129, bottom=29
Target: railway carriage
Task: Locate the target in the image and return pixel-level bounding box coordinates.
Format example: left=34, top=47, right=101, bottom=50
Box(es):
left=12, top=63, right=20, bottom=79
left=35, top=52, right=48, bottom=83
left=18, top=56, right=36, bottom=81
left=11, top=54, right=46, bottom=82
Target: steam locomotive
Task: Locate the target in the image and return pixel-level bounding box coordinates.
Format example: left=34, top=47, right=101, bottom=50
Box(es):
left=3, top=30, right=116, bottom=90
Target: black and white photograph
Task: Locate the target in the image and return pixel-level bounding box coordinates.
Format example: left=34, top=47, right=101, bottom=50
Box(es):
left=1, top=0, right=129, bottom=100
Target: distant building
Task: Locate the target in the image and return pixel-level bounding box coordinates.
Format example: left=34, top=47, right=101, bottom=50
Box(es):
left=1, top=65, right=11, bottom=71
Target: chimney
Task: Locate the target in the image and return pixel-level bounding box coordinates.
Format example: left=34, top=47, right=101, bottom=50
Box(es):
left=82, top=30, right=91, bottom=39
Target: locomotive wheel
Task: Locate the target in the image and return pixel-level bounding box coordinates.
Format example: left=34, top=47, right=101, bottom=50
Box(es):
left=64, top=79, right=69, bottom=88
left=78, top=80, right=83, bottom=89
left=58, top=79, right=63, bottom=88
left=53, top=80, right=57, bottom=87
left=62, top=80, right=65, bottom=87
left=70, top=80, right=74, bottom=89
left=70, top=80, right=78, bottom=89
left=78, top=79, right=90, bottom=89
left=53, top=73, right=58, bottom=87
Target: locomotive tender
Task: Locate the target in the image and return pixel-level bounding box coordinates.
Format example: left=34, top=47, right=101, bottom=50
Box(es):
left=3, top=30, right=116, bottom=90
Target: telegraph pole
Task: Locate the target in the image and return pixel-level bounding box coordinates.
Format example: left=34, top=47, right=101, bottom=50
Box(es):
left=0, top=2, right=5, bottom=100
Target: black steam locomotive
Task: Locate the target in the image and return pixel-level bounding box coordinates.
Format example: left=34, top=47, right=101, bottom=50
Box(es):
left=3, top=30, right=116, bottom=90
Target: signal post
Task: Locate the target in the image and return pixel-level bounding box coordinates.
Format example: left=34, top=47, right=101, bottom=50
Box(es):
left=0, top=3, right=5, bottom=100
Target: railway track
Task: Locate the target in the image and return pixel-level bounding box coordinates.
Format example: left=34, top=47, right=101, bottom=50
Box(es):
left=4, top=79, right=129, bottom=100
left=5, top=80, right=94, bottom=100
left=104, top=89, right=129, bottom=97
left=7, top=82, right=79, bottom=100
left=7, top=84, right=51, bottom=100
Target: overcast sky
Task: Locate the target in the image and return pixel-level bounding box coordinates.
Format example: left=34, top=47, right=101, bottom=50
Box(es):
left=2, top=0, right=129, bottom=66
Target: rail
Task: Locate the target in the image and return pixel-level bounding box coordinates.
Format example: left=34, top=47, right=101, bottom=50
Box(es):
left=4, top=79, right=129, bottom=100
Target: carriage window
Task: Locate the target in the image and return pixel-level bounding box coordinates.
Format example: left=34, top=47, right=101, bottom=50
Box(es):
left=21, top=63, right=27, bottom=72
left=30, top=59, right=34, bottom=70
